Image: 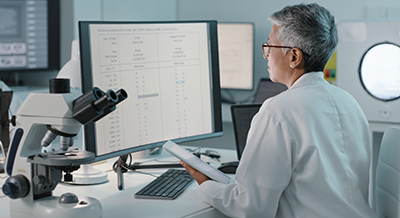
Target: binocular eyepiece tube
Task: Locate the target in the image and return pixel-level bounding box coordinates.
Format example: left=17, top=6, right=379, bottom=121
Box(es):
left=72, top=87, right=128, bottom=125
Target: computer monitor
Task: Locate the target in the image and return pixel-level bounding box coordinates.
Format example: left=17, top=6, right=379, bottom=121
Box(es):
left=231, top=103, right=262, bottom=160
left=253, top=78, right=287, bottom=103
left=79, top=20, right=222, bottom=162
left=218, top=23, right=254, bottom=90
left=0, top=0, right=60, bottom=73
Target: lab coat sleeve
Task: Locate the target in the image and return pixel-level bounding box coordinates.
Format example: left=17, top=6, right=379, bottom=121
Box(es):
left=197, top=105, right=295, bottom=218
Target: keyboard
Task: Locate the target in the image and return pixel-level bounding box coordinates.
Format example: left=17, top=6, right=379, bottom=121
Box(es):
left=134, top=169, right=194, bottom=200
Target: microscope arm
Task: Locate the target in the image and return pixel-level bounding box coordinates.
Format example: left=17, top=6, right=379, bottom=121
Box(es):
left=5, top=128, right=24, bottom=177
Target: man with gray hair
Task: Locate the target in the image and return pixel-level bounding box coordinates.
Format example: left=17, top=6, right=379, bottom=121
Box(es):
left=181, top=3, right=378, bottom=218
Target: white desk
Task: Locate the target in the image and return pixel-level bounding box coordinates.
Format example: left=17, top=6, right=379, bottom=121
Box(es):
left=0, top=146, right=237, bottom=218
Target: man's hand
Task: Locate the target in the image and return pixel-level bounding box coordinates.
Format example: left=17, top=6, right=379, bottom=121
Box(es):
left=180, top=160, right=210, bottom=185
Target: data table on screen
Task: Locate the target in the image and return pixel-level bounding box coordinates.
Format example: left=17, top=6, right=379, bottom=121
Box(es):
left=86, top=23, right=214, bottom=156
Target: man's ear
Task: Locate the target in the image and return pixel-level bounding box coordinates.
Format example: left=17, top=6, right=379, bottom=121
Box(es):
left=289, top=48, right=304, bottom=69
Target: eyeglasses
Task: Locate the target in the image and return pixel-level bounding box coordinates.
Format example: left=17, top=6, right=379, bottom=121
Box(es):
left=262, top=42, right=294, bottom=59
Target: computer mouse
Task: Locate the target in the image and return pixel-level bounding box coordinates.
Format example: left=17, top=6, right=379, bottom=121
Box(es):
left=218, top=161, right=239, bottom=174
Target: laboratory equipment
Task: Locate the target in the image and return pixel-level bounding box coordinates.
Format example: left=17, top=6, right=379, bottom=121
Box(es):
left=57, top=39, right=81, bottom=89
left=2, top=78, right=127, bottom=217
left=0, top=0, right=60, bottom=80
left=0, top=90, right=13, bottom=153
left=337, top=21, right=400, bottom=123
left=0, top=140, right=5, bottom=173
left=79, top=20, right=222, bottom=162
left=218, top=23, right=255, bottom=90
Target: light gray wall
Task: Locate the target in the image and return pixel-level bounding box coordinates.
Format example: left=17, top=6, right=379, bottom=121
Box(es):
left=19, top=0, right=400, bottom=88
left=177, top=0, right=400, bottom=102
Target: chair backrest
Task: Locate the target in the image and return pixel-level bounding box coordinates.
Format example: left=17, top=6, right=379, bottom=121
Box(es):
left=376, top=126, right=400, bottom=218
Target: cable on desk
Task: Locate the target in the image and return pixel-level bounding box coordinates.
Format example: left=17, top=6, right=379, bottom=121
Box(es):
left=152, top=159, right=183, bottom=164
left=111, top=148, right=221, bottom=175
left=111, top=154, right=164, bottom=178
left=133, top=171, right=159, bottom=178
left=185, top=146, right=201, bottom=153
left=111, top=154, right=182, bottom=176
left=112, top=154, right=131, bottom=173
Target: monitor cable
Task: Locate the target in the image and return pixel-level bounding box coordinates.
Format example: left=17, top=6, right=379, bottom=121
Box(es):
left=112, top=153, right=183, bottom=172
left=112, top=154, right=131, bottom=173
left=112, top=149, right=221, bottom=171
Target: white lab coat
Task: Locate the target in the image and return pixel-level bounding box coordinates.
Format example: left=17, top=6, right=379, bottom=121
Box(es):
left=197, top=72, right=378, bottom=218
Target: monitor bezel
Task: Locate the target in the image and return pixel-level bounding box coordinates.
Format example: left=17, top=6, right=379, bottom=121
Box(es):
left=79, top=20, right=223, bottom=162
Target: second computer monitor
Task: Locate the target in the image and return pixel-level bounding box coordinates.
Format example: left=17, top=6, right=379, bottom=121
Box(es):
left=79, top=20, right=223, bottom=162
left=218, top=23, right=254, bottom=90
left=253, top=78, right=288, bottom=103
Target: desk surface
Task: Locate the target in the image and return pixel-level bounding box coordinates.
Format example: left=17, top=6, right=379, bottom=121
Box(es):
left=0, top=146, right=237, bottom=218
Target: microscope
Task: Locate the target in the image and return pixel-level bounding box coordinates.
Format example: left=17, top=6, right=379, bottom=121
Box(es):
left=2, top=78, right=127, bottom=218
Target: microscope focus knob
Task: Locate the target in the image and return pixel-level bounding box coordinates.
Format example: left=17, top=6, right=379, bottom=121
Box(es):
left=59, top=192, right=79, bottom=205
left=2, top=174, right=30, bottom=199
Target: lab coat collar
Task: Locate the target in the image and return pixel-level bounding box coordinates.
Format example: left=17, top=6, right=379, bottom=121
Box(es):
left=289, top=71, right=325, bottom=90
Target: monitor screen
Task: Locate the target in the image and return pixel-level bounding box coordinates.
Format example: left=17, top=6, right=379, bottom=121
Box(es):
left=79, top=20, right=222, bottom=162
left=253, top=78, right=287, bottom=103
left=218, top=23, right=254, bottom=90
left=231, top=103, right=261, bottom=160
left=0, top=0, right=59, bottom=72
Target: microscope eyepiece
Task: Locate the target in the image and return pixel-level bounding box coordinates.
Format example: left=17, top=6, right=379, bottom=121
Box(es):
left=72, top=87, right=128, bottom=125
left=92, top=88, right=128, bottom=122
left=92, top=89, right=118, bottom=111
left=116, top=89, right=128, bottom=103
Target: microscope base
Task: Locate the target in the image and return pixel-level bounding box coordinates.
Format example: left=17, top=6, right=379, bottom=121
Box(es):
left=36, top=195, right=102, bottom=218
left=10, top=195, right=102, bottom=218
